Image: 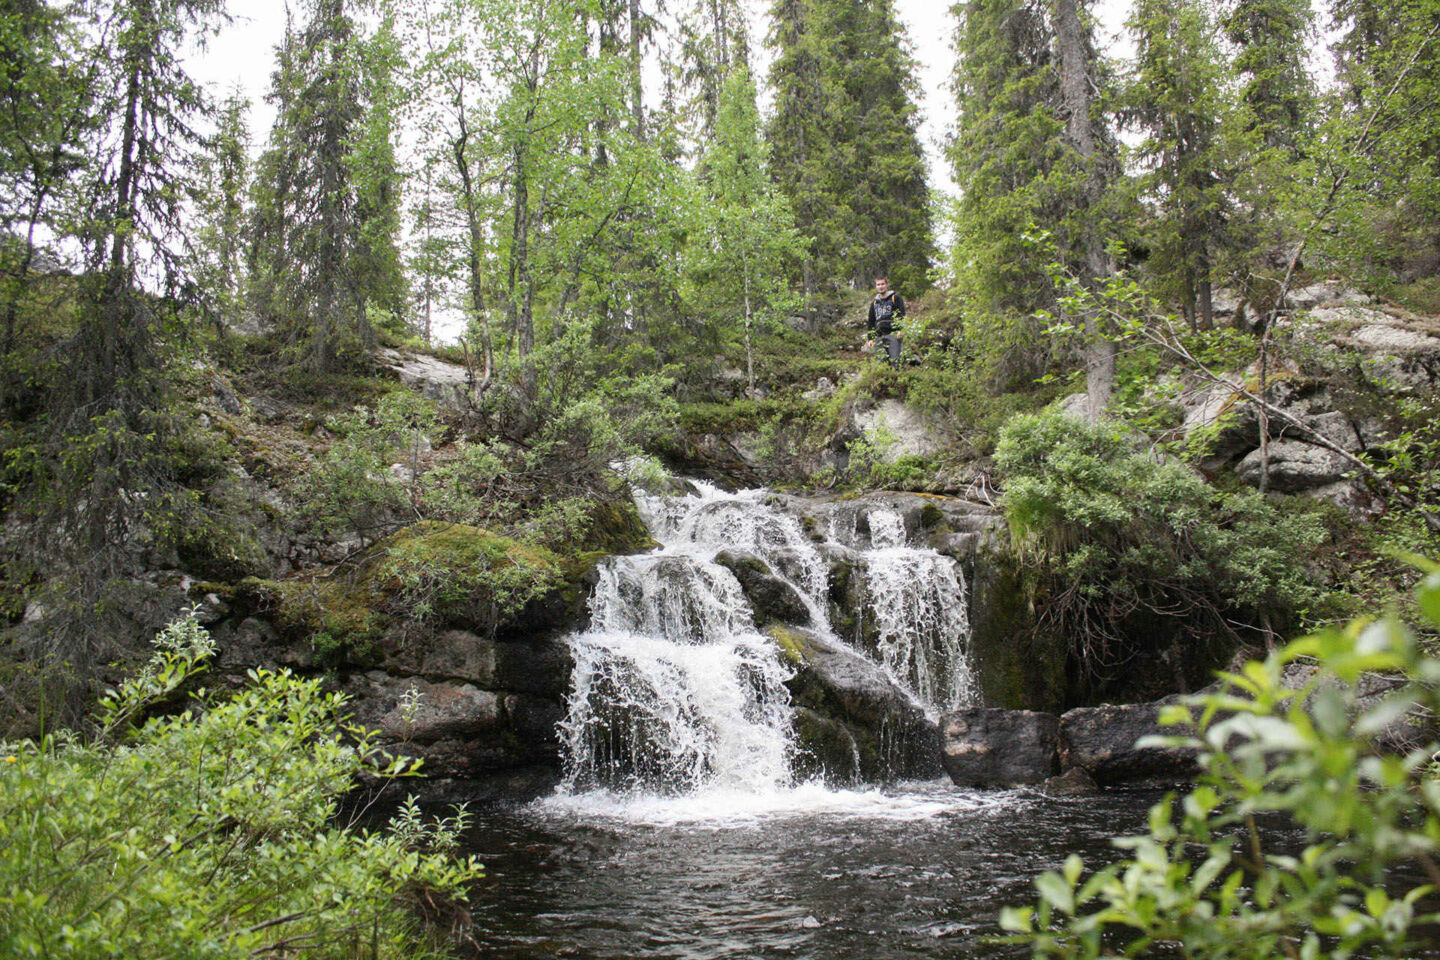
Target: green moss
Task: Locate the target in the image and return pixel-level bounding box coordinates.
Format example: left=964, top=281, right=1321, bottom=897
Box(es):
left=269, top=521, right=573, bottom=662
left=766, top=624, right=810, bottom=665
left=579, top=499, right=659, bottom=554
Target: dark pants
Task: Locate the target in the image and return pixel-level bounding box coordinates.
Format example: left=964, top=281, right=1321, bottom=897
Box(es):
left=878, top=334, right=902, bottom=367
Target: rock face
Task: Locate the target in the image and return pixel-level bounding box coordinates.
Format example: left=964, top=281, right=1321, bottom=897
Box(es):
left=714, top=550, right=812, bottom=626
left=374, top=348, right=481, bottom=411
left=1059, top=702, right=1198, bottom=785
left=939, top=708, right=1059, bottom=786
left=772, top=625, right=940, bottom=781
left=1169, top=292, right=1440, bottom=515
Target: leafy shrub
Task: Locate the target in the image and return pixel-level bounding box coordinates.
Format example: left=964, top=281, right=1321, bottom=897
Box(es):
left=0, top=612, right=482, bottom=960
left=295, top=390, right=439, bottom=541
left=1003, top=564, right=1440, bottom=959
left=995, top=410, right=1326, bottom=699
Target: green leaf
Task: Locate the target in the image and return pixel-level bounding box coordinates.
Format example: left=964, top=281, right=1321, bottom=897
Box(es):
left=1035, top=871, right=1075, bottom=915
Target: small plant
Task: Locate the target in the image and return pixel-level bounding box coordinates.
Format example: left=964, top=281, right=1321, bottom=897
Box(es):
left=1002, top=560, right=1440, bottom=959
left=0, top=612, right=484, bottom=959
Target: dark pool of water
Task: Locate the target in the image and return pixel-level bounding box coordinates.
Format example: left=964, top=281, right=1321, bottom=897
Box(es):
left=451, top=781, right=1171, bottom=960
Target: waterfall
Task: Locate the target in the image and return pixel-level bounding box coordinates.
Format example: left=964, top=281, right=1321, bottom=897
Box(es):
left=862, top=511, right=976, bottom=715
left=554, top=482, right=978, bottom=800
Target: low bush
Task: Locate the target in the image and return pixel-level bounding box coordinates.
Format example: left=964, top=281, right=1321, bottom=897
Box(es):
left=0, top=612, right=483, bottom=959
left=995, top=410, right=1327, bottom=700
left=1003, top=563, right=1440, bottom=959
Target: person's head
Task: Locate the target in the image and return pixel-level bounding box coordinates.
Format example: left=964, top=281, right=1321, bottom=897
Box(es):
left=874, top=276, right=889, bottom=295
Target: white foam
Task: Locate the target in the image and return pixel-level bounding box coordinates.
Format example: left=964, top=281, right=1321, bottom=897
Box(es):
left=531, top=780, right=1013, bottom=827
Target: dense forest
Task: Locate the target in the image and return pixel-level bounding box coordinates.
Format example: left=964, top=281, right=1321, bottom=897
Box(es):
left=1, top=0, right=1439, bottom=956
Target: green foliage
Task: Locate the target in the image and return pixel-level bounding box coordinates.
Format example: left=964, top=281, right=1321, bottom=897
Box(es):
left=1003, top=568, right=1440, bottom=959
left=0, top=612, right=482, bottom=960
left=295, top=390, right=438, bottom=541
left=766, top=0, right=935, bottom=292
left=684, top=66, right=807, bottom=395
left=995, top=409, right=1326, bottom=696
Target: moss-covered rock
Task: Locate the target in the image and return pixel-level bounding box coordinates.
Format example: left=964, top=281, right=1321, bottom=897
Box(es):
left=714, top=550, right=810, bottom=626
left=966, top=546, right=1065, bottom=713
left=578, top=498, right=660, bottom=554
left=267, top=521, right=589, bottom=664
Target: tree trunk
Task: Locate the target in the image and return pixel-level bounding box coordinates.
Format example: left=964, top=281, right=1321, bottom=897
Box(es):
left=629, top=0, right=645, bottom=141
left=1054, top=0, right=1115, bottom=422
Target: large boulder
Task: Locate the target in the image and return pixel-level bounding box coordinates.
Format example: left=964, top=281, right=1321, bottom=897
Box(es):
left=340, top=671, right=563, bottom=787
left=940, top=708, right=1059, bottom=787
left=1060, top=702, right=1198, bottom=785
left=374, top=348, right=480, bottom=410
left=1234, top=438, right=1354, bottom=492
left=770, top=625, right=939, bottom=780
left=714, top=550, right=811, bottom=626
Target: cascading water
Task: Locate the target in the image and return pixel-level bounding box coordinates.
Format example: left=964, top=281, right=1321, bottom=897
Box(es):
left=862, top=509, right=976, bottom=716
left=551, top=481, right=979, bottom=806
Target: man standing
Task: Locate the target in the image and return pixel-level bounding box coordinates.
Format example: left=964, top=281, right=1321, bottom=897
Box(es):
left=866, top=276, right=905, bottom=368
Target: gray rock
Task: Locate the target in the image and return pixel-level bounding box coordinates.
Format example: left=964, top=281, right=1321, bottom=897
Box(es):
left=375, top=348, right=479, bottom=410
left=1060, top=702, right=1198, bottom=785
left=852, top=399, right=942, bottom=461
left=1039, top=767, right=1100, bottom=797
left=1235, top=439, right=1352, bottom=492
left=1279, top=663, right=1434, bottom=757
left=715, top=550, right=811, bottom=626
left=349, top=675, right=503, bottom=743
left=1180, top=380, right=1261, bottom=469
left=388, top=629, right=497, bottom=686
left=803, top=377, right=836, bottom=401
left=774, top=625, right=939, bottom=779
left=210, top=376, right=244, bottom=415
left=940, top=708, right=1059, bottom=787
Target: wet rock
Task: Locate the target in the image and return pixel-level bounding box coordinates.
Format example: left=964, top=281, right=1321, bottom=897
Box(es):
left=1059, top=702, right=1198, bottom=785
left=771, top=625, right=939, bottom=779
left=715, top=550, right=811, bottom=626
left=792, top=707, right=865, bottom=783
left=494, top=638, right=574, bottom=699
left=939, top=708, right=1059, bottom=787
left=1039, top=767, right=1099, bottom=797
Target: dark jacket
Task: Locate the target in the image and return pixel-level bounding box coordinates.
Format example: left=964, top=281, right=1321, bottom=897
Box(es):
left=867, top=291, right=905, bottom=336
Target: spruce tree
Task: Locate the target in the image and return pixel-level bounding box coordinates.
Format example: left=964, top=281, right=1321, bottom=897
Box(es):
left=949, top=0, right=1119, bottom=396
left=1223, top=0, right=1314, bottom=155
left=193, top=88, right=250, bottom=327
left=766, top=0, right=934, bottom=293
left=1218, top=0, right=1315, bottom=304
left=248, top=0, right=405, bottom=372
left=1126, top=0, right=1229, bottom=328
left=1325, top=0, right=1440, bottom=285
